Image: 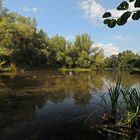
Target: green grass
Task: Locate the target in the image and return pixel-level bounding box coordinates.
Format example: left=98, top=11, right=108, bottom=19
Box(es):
left=0, top=67, right=13, bottom=73
left=58, top=68, right=92, bottom=72
left=92, top=77, right=140, bottom=139
left=130, top=68, right=140, bottom=75
left=0, top=64, right=17, bottom=73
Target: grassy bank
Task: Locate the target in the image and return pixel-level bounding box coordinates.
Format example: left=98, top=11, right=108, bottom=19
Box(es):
left=58, top=68, right=93, bottom=72
left=0, top=66, right=93, bottom=73
left=0, top=67, right=16, bottom=73
left=130, top=68, right=140, bottom=75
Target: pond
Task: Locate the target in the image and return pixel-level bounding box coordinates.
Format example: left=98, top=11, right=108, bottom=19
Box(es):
left=0, top=70, right=140, bottom=140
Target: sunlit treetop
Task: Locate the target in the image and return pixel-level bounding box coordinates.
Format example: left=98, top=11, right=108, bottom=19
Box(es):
left=103, top=0, right=140, bottom=28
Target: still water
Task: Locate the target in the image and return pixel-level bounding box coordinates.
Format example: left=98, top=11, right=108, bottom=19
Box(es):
left=0, top=70, right=140, bottom=140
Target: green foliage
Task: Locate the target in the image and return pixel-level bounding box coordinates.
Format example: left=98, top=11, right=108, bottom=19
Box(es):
left=94, top=78, right=140, bottom=139
left=118, top=50, right=138, bottom=69
left=0, top=9, right=105, bottom=69
left=65, top=56, right=73, bottom=68
left=117, top=1, right=129, bottom=10
left=102, top=12, right=111, bottom=18
left=132, top=10, right=140, bottom=20
left=108, top=19, right=117, bottom=28
left=135, top=0, right=140, bottom=8
left=92, top=48, right=105, bottom=69
left=117, top=11, right=131, bottom=26
left=130, top=68, right=140, bottom=74
left=104, top=55, right=119, bottom=69
left=105, top=51, right=139, bottom=70
left=0, top=0, right=3, bottom=15
left=0, top=60, right=6, bottom=68
left=0, top=1, right=139, bottom=71
left=103, top=0, right=140, bottom=28
left=108, top=77, right=122, bottom=119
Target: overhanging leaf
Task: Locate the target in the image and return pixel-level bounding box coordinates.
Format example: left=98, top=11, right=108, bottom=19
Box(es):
left=102, top=12, right=111, bottom=18
left=117, top=1, right=129, bottom=10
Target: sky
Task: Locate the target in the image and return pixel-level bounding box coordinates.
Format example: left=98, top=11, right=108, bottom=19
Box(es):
left=3, top=0, right=140, bottom=56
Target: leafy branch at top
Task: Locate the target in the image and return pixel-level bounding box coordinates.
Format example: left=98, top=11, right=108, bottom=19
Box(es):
left=102, top=0, right=140, bottom=28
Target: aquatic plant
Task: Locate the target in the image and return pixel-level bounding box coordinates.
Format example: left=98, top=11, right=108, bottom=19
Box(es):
left=121, top=87, right=140, bottom=128
left=107, top=76, right=122, bottom=122
left=93, top=76, right=123, bottom=124
left=93, top=80, right=140, bottom=139
left=9, top=63, right=17, bottom=72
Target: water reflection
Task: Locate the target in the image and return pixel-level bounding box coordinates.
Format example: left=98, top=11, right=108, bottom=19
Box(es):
left=0, top=71, right=140, bottom=140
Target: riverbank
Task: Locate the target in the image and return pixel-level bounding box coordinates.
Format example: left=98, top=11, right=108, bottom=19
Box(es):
left=58, top=68, right=92, bottom=72
left=0, top=67, right=15, bottom=73
left=130, top=68, right=140, bottom=75
left=0, top=66, right=95, bottom=73
left=1, top=65, right=140, bottom=77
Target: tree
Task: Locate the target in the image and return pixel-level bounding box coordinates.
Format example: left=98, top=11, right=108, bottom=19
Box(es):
left=49, top=35, right=66, bottom=52
left=65, top=56, right=73, bottom=68
left=104, top=55, right=119, bottom=69
left=65, top=42, right=78, bottom=67
left=33, top=29, right=49, bottom=49
left=49, top=35, right=66, bottom=67
left=74, top=34, right=93, bottom=68
left=103, top=51, right=139, bottom=70
left=74, top=33, right=93, bottom=54
left=0, top=8, right=49, bottom=67
left=91, top=48, right=105, bottom=69
left=0, top=0, right=8, bottom=17
left=118, top=50, right=139, bottom=69
left=103, top=0, right=140, bottom=28
left=0, top=0, right=3, bottom=15
left=77, top=51, right=90, bottom=68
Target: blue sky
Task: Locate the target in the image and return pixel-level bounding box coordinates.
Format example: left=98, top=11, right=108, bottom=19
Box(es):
left=3, top=0, right=140, bottom=56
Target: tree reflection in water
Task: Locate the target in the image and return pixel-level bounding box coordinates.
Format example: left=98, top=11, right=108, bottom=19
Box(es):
left=0, top=71, right=140, bottom=140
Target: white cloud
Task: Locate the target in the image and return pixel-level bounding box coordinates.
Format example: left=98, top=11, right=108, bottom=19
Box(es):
left=22, top=6, right=30, bottom=12
left=32, top=7, right=39, bottom=13
left=93, top=43, right=120, bottom=56
left=108, top=9, right=125, bottom=18
left=80, top=0, right=105, bottom=23
left=22, top=6, right=39, bottom=13
left=115, top=35, right=131, bottom=41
